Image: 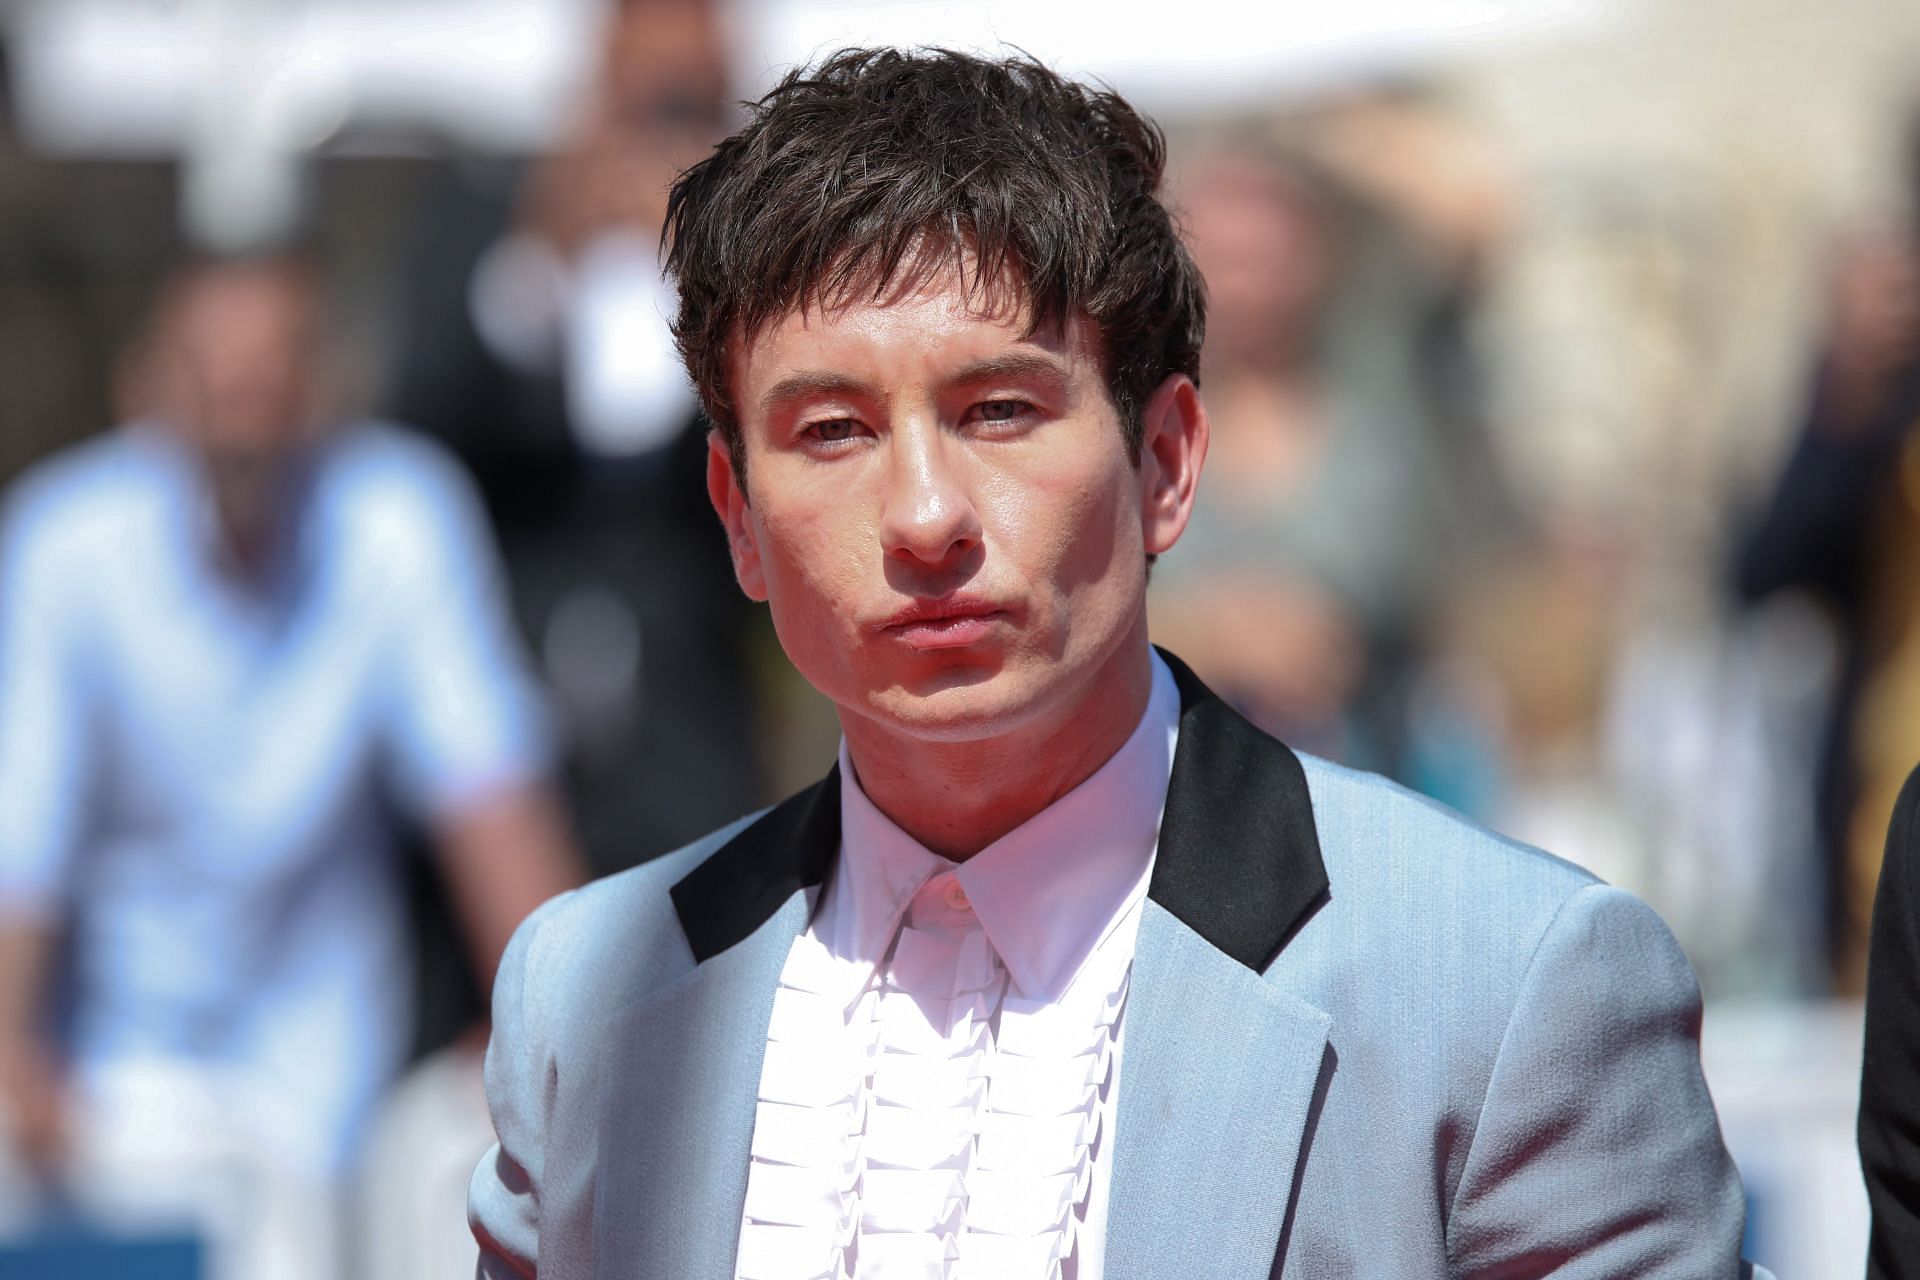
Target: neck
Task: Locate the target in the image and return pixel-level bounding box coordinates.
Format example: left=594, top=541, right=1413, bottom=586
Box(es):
left=841, top=627, right=1156, bottom=861
left=204, top=460, right=292, bottom=586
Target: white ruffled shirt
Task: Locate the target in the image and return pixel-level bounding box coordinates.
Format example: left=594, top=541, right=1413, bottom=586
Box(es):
left=735, top=655, right=1180, bottom=1280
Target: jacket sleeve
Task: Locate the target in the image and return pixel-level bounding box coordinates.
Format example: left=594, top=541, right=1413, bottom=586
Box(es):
left=471, top=890, right=575, bottom=1279
left=1444, top=882, right=1763, bottom=1278
left=1862, top=763, right=1920, bottom=1279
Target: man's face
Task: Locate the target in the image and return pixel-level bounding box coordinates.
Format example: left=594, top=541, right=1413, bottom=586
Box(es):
left=712, top=265, right=1186, bottom=745
left=142, top=261, right=325, bottom=551
left=161, top=263, right=320, bottom=464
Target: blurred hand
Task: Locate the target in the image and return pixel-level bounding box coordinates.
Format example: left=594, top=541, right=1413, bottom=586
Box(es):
left=0, top=1037, right=68, bottom=1175
left=516, top=134, right=636, bottom=261
left=1825, top=229, right=1920, bottom=429
left=519, top=88, right=726, bottom=260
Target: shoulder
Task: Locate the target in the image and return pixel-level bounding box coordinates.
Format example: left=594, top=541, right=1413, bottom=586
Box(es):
left=1278, top=754, right=1711, bottom=1169
left=319, top=423, right=481, bottom=528
left=315, top=423, right=495, bottom=571
left=498, top=810, right=766, bottom=1035
left=1862, top=760, right=1920, bottom=1250
left=1869, top=762, right=1920, bottom=938
left=1866, top=761, right=1920, bottom=965
left=2, top=431, right=158, bottom=562
left=1283, top=752, right=1673, bottom=1028
left=1893, top=762, right=1920, bottom=867
left=1298, top=752, right=1600, bottom=912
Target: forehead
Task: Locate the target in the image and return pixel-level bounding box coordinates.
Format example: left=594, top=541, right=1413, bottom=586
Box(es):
left=730, top=259, right=1097, bottom=407
left=168, top=265, right=315, bottom=338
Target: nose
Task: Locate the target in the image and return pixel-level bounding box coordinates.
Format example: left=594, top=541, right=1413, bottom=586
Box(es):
left=878, top=420, right=982, bottom=569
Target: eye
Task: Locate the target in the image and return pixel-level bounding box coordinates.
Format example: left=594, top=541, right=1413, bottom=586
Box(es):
left=801, top=417, right=866, bottom=448
left=968, top=399, right=1033, bottom=425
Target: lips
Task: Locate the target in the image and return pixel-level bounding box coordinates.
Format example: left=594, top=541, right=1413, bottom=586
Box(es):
left=878, top=597, right=1007, bottom=650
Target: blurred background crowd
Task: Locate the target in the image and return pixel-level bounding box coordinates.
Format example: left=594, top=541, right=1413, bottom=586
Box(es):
left=0, top=0, right=1916, bottom=1274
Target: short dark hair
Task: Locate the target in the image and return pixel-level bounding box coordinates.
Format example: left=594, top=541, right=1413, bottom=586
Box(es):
left=661, top=47, right=1206, bottom=487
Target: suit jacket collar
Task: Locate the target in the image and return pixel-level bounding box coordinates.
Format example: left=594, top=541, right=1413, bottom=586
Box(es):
left=670, top=646, right=1329, bottom=969
left=642, top=648, right=1334, bottom=1280
left=669, top=757, right=841, bottom=964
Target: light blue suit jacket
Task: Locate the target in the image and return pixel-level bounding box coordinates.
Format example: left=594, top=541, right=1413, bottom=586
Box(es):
left=470, top=652, right=1769, bottom=1278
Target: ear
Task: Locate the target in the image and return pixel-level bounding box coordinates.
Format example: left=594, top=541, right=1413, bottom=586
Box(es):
left=1136, top=374, right=1209, bottom=557
left=706, top=431, right=769, bottom=601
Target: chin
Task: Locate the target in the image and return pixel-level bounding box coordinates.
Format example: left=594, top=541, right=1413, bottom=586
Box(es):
left=860, top=664, right=1055, bottom=744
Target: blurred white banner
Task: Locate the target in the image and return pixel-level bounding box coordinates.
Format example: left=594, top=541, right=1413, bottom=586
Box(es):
left=738, top=0, right=1619, bottom=109
left=1702, top=999, right=1869, bottom=1278
left=9, top=0, right=600, bottom=156
left=8, top=0, right=1620, bottom=158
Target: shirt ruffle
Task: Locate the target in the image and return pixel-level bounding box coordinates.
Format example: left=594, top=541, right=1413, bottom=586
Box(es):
left=737, top=911, right=1132, bottom=1280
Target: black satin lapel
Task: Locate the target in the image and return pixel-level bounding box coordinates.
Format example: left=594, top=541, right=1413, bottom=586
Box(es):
left=671, top=763, right=843, bottom=963
left=1150, top=647, right=1330, bottom=971
left=670, top=648, right=1327, bottom=972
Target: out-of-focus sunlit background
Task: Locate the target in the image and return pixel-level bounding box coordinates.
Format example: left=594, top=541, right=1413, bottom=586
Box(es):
left=1, top=0, right=1917, bottom=1274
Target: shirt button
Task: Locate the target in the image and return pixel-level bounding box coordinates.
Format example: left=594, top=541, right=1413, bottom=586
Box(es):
left=944, top=879, right=970, bottom=910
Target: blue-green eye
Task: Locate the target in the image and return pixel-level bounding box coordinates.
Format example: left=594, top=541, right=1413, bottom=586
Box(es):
left=975, top=400, right=1030, bottom=422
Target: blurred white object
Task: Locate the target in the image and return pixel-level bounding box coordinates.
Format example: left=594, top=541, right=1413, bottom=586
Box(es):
left=7, top=0, right=1624, bottom=160
left=469, top=230, right=695, bottom=454
left=9, top=0, right=602, bottom=157
left=355, top=1047, right=495, bottom=1280
left=1600, top=600, right=1836, bottom=995
left=12, top=0, right=603, bottom=247
left=179, top=0, right=308, bottom=252
left=563, top=231, right=698, bottom=458
left=1701, top=999, right=1868, bottom=1279
left=0, top=1056, right=344, bottom=1280
left=468, top=233, right=571, bottom=375
left=4, top=0, right=1623, bottom=246
left=734, top=0, right=1623, bottom=109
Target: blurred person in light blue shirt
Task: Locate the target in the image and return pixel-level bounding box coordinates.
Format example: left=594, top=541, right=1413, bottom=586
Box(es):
left=0, top=253, right=583, bottom=1279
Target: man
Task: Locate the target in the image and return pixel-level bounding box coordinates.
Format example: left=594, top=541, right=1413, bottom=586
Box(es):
left=0, top=254, right=582, bottom=1279
left=471, top=49, right=1765, bottom=1278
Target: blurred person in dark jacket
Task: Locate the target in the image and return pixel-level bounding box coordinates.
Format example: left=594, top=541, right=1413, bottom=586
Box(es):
left=0, top=253, right=583, bottom=1280
left=1863, top=762, right=1920, bottom=1278
left=1736, top=131, right=1920, bottom=988
left=388, top=0, right=767, bottom=908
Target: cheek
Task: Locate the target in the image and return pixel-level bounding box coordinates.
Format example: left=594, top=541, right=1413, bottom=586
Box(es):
left=979, top=451, right=1140, bottom=602
left=753, top=495, right=876, bottom=636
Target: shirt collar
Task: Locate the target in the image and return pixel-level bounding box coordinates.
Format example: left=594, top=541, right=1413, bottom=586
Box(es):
left=830, top=651, right=1181, bottom=1002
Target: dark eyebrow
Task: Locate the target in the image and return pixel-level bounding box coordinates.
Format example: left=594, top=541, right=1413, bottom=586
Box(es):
left=758, top=371, right=878, bottom=419
left=944, top=352, right=1070, bottom=390
left=756, top=352, right=1069, bottom=419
